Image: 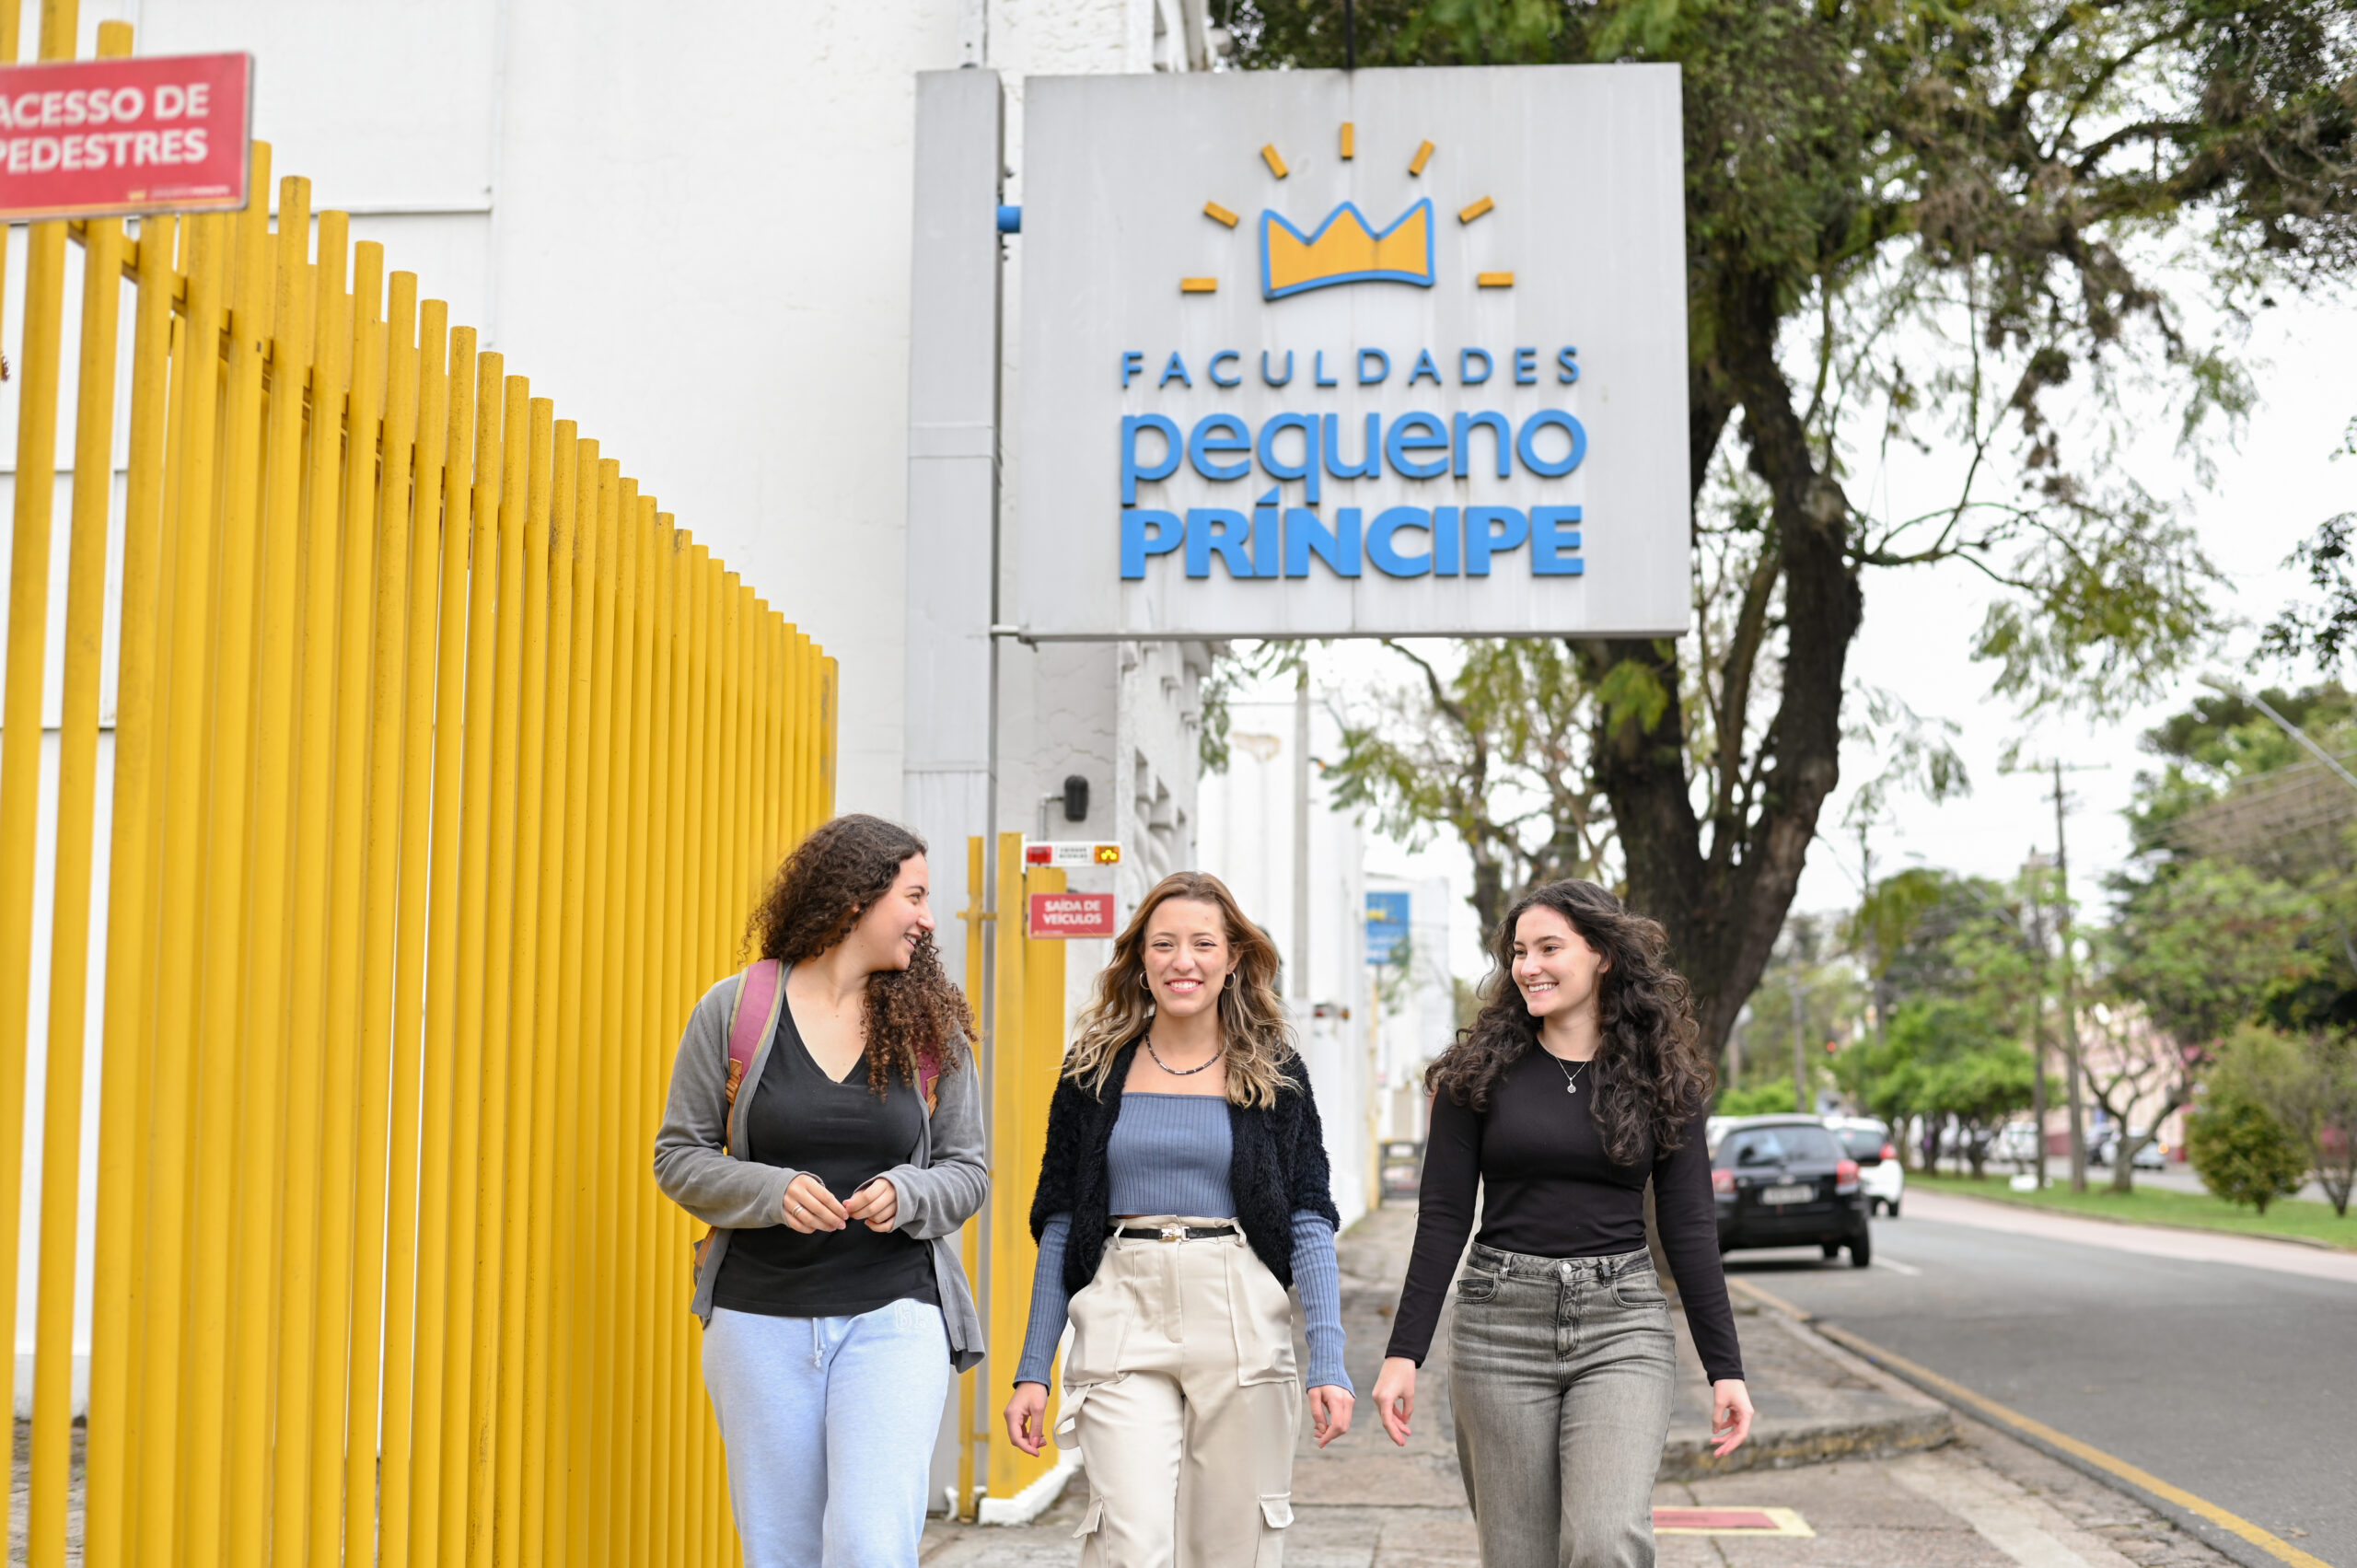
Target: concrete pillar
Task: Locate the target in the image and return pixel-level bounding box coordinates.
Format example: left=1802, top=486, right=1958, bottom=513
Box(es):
left=904, top=67, right=1004, bottom=1517
left=904, top=67, right=1004, bottom=999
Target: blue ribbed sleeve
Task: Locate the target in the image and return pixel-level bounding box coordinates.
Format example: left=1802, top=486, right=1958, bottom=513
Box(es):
left=1291, top=1211, right=1350, bottom=1393
left=1014, top=1213, right=1072, bottom=1388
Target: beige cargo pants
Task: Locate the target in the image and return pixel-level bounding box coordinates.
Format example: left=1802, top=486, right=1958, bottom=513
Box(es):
left=1053, top=1218, right=1301, bottom=1568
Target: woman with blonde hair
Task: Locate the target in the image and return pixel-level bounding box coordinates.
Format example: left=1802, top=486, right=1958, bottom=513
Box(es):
left=1004, top=871, right=1353, bottom=1566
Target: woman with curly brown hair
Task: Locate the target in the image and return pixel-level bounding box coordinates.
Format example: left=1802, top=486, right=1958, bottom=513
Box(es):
left=1003, top=871, right=1353, bottom=1567
left=1370, top=879, right=1752, bottom=1568
left=654, top=814, right=985, bottom=1568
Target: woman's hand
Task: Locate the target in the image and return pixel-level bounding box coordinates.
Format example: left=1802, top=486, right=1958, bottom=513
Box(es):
left=1308, top=1386, right=1354, bottom=1447
left=1710, top=1378, right=1754, bottom=1457
left=844, top=1177, right=900, bottom=1232
left=1004, top=1382, right=1050, bottom=1458
left=781, top=1173, right=848, bottom=1233
left=1370, top=1356, right=1416, bottom=1446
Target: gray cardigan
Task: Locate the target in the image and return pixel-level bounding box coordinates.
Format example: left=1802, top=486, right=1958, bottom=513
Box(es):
left=652, top=968, right=988, bottom=1372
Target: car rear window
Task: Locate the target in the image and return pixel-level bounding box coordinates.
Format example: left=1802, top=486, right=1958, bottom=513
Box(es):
left=1777, top=1125, right=1840, bottom=1163
left=1722, top=1130, right=1785, bottom=1167
left=1836, top=1128, right=1887, bottom=1159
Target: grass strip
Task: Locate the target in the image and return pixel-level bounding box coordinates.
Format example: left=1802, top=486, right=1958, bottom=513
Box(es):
left=1910, top=1171, right=2357, bottom=1251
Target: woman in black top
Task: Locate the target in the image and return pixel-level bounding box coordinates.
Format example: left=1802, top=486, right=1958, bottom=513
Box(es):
left=1372, top=880, right=1751, bottom=1568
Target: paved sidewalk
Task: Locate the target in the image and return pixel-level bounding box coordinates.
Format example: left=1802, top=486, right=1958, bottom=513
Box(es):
left=922, top=1204, right=2237, bottom=1567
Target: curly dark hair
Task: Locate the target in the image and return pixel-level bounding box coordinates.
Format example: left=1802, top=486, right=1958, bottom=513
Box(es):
left=742, top=813, right=975, bottom=1098
left=1426, top=879, right=1713, bottom=1165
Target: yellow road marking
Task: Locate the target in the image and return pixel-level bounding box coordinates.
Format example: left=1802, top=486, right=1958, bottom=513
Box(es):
left=1260, top=143, right=1288, bottom=179
left=1725, top=1274, right=1813, bottom=1322
left=1786, top=1305, right=2330, bottom=1568
left=1178, top=277, right=1218, bottom=294
left=1409, top=139, right=1434, bottom=175
left=1475, top=271, right=1513, bottom=287
left=1458, top=195, right=1495, bottom=223
left=1203, top=201, right=1238, bottom=228
left=1340, top=122, right=1354, bottom=159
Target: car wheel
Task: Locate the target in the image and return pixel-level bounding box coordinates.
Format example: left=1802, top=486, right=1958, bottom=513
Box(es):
left=1887, top=1199, right=1900, bottom=1219
left=1849, top=1229, right=1873, bottom=1268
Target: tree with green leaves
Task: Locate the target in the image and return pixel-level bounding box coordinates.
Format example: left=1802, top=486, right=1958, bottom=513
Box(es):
left=2209, top=1022, right=2357, bottom=1214
left=2188, top=1087, right=2310, bottom=1213
left=1325, top=640, right=1608, bottom=932
left=1238, top=0, right=2357, bottom=1062
left=1833, top=865, right=2045, bottom=1167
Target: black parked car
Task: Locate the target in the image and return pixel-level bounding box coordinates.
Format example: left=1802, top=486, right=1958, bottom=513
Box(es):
left=1710, top=1115, right=1873, bottom=1267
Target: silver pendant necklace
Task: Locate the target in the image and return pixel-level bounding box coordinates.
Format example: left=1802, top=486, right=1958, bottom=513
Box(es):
left=1552, top=1054, right=1593, bottom=1095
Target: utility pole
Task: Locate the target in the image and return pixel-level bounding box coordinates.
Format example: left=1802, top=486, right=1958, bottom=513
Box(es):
left=2049, top=760, right=2092, bottom=1193
left=1343, top=0, right=1356, bottom=70
left=2022, top=849, right=2052, bottom=1191
left=1790, top=976, right=1808, bottom=1117
left=1292, top=664, right=1311, bottom=1002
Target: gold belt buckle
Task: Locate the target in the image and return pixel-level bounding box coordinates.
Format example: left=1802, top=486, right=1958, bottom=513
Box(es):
left=1159, top=1224, right=1186, bottom=1243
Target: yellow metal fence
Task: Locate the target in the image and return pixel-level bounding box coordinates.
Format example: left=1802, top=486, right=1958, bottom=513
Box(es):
left=0, top=16, right=836, bottom=1564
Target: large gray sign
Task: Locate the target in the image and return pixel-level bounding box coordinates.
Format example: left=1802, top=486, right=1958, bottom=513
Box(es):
left=1013, top=65, right=1689, bottom=641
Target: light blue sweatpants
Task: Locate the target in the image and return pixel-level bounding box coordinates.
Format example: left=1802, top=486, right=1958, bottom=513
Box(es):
left=702, top=1299, right=951, bottom=1568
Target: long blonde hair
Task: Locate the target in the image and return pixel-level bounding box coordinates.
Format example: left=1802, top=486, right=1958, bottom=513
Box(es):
left=1066, top=872, right=1297, bottom=1109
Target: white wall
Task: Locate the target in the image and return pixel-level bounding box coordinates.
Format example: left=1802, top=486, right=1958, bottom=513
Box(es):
left=1370, top=873, right=1456, bottom=1142
left=1195, top=693, right=1375, bottom=1226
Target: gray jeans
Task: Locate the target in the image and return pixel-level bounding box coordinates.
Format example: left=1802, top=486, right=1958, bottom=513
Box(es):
left=1447, top=1244, right=1677, bottom=1568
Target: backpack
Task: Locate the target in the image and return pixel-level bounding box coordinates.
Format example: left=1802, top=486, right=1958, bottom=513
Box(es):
left=688, top=959, right=944, bottom=1285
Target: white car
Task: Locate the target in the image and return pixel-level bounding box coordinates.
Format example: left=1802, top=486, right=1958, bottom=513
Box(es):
left=2096, top=1129, right=2167, bottom=1170
left=1825, top=1116, right=1905, bottom=1216
left=1996, top=1122, right=2041, bottom=1167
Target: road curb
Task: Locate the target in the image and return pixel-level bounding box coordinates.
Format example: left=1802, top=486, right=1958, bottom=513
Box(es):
left=1659, top=1293, right=1955, bottom=1481
left=1659, top=1402, right=1955, bottom=1481
left=1727, top=1277, right=2328, bottom=1568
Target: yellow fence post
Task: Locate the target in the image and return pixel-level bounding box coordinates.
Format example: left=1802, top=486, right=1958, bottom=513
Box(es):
left=984, top=838, right=1070, bottom=1513
left=0, top=10, right=82, bottom=1543
left=27, top=22, right=130, bottom=1558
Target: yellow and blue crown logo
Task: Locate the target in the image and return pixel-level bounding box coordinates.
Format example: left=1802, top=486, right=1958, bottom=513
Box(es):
left=1183, top=129, right=1507, bottom=300
left=1261, top=199, right=1434, bottom=299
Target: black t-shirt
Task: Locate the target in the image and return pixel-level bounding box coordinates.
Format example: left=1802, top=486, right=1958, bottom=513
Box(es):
left=710, top=1004, right=940, bottom=1319
left=1385, top=1046, right=1743, bottom=1383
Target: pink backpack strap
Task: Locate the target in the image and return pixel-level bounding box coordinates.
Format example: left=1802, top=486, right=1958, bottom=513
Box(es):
left=720, top=959, right=785, bottom=1156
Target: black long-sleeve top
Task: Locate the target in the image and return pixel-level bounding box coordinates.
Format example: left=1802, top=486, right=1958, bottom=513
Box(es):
left=1385, top=1047, right=1744, bottom=1383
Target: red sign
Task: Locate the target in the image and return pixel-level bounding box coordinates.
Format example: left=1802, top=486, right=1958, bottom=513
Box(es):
left=1028, top=892, right=1117, bottom=939
left=0, top=52, right=251, bottom=222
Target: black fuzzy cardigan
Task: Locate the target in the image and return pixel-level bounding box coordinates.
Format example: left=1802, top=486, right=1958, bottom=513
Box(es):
left=1028, top=1040, right=1341, bottom=1294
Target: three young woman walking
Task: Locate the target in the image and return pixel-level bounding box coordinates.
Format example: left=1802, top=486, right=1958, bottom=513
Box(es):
left=656, top=816, right=1749, bottom=1568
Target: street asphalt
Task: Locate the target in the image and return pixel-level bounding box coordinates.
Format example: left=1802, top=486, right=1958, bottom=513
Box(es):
left=1726, top=1193, right=2357, bottom=1567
